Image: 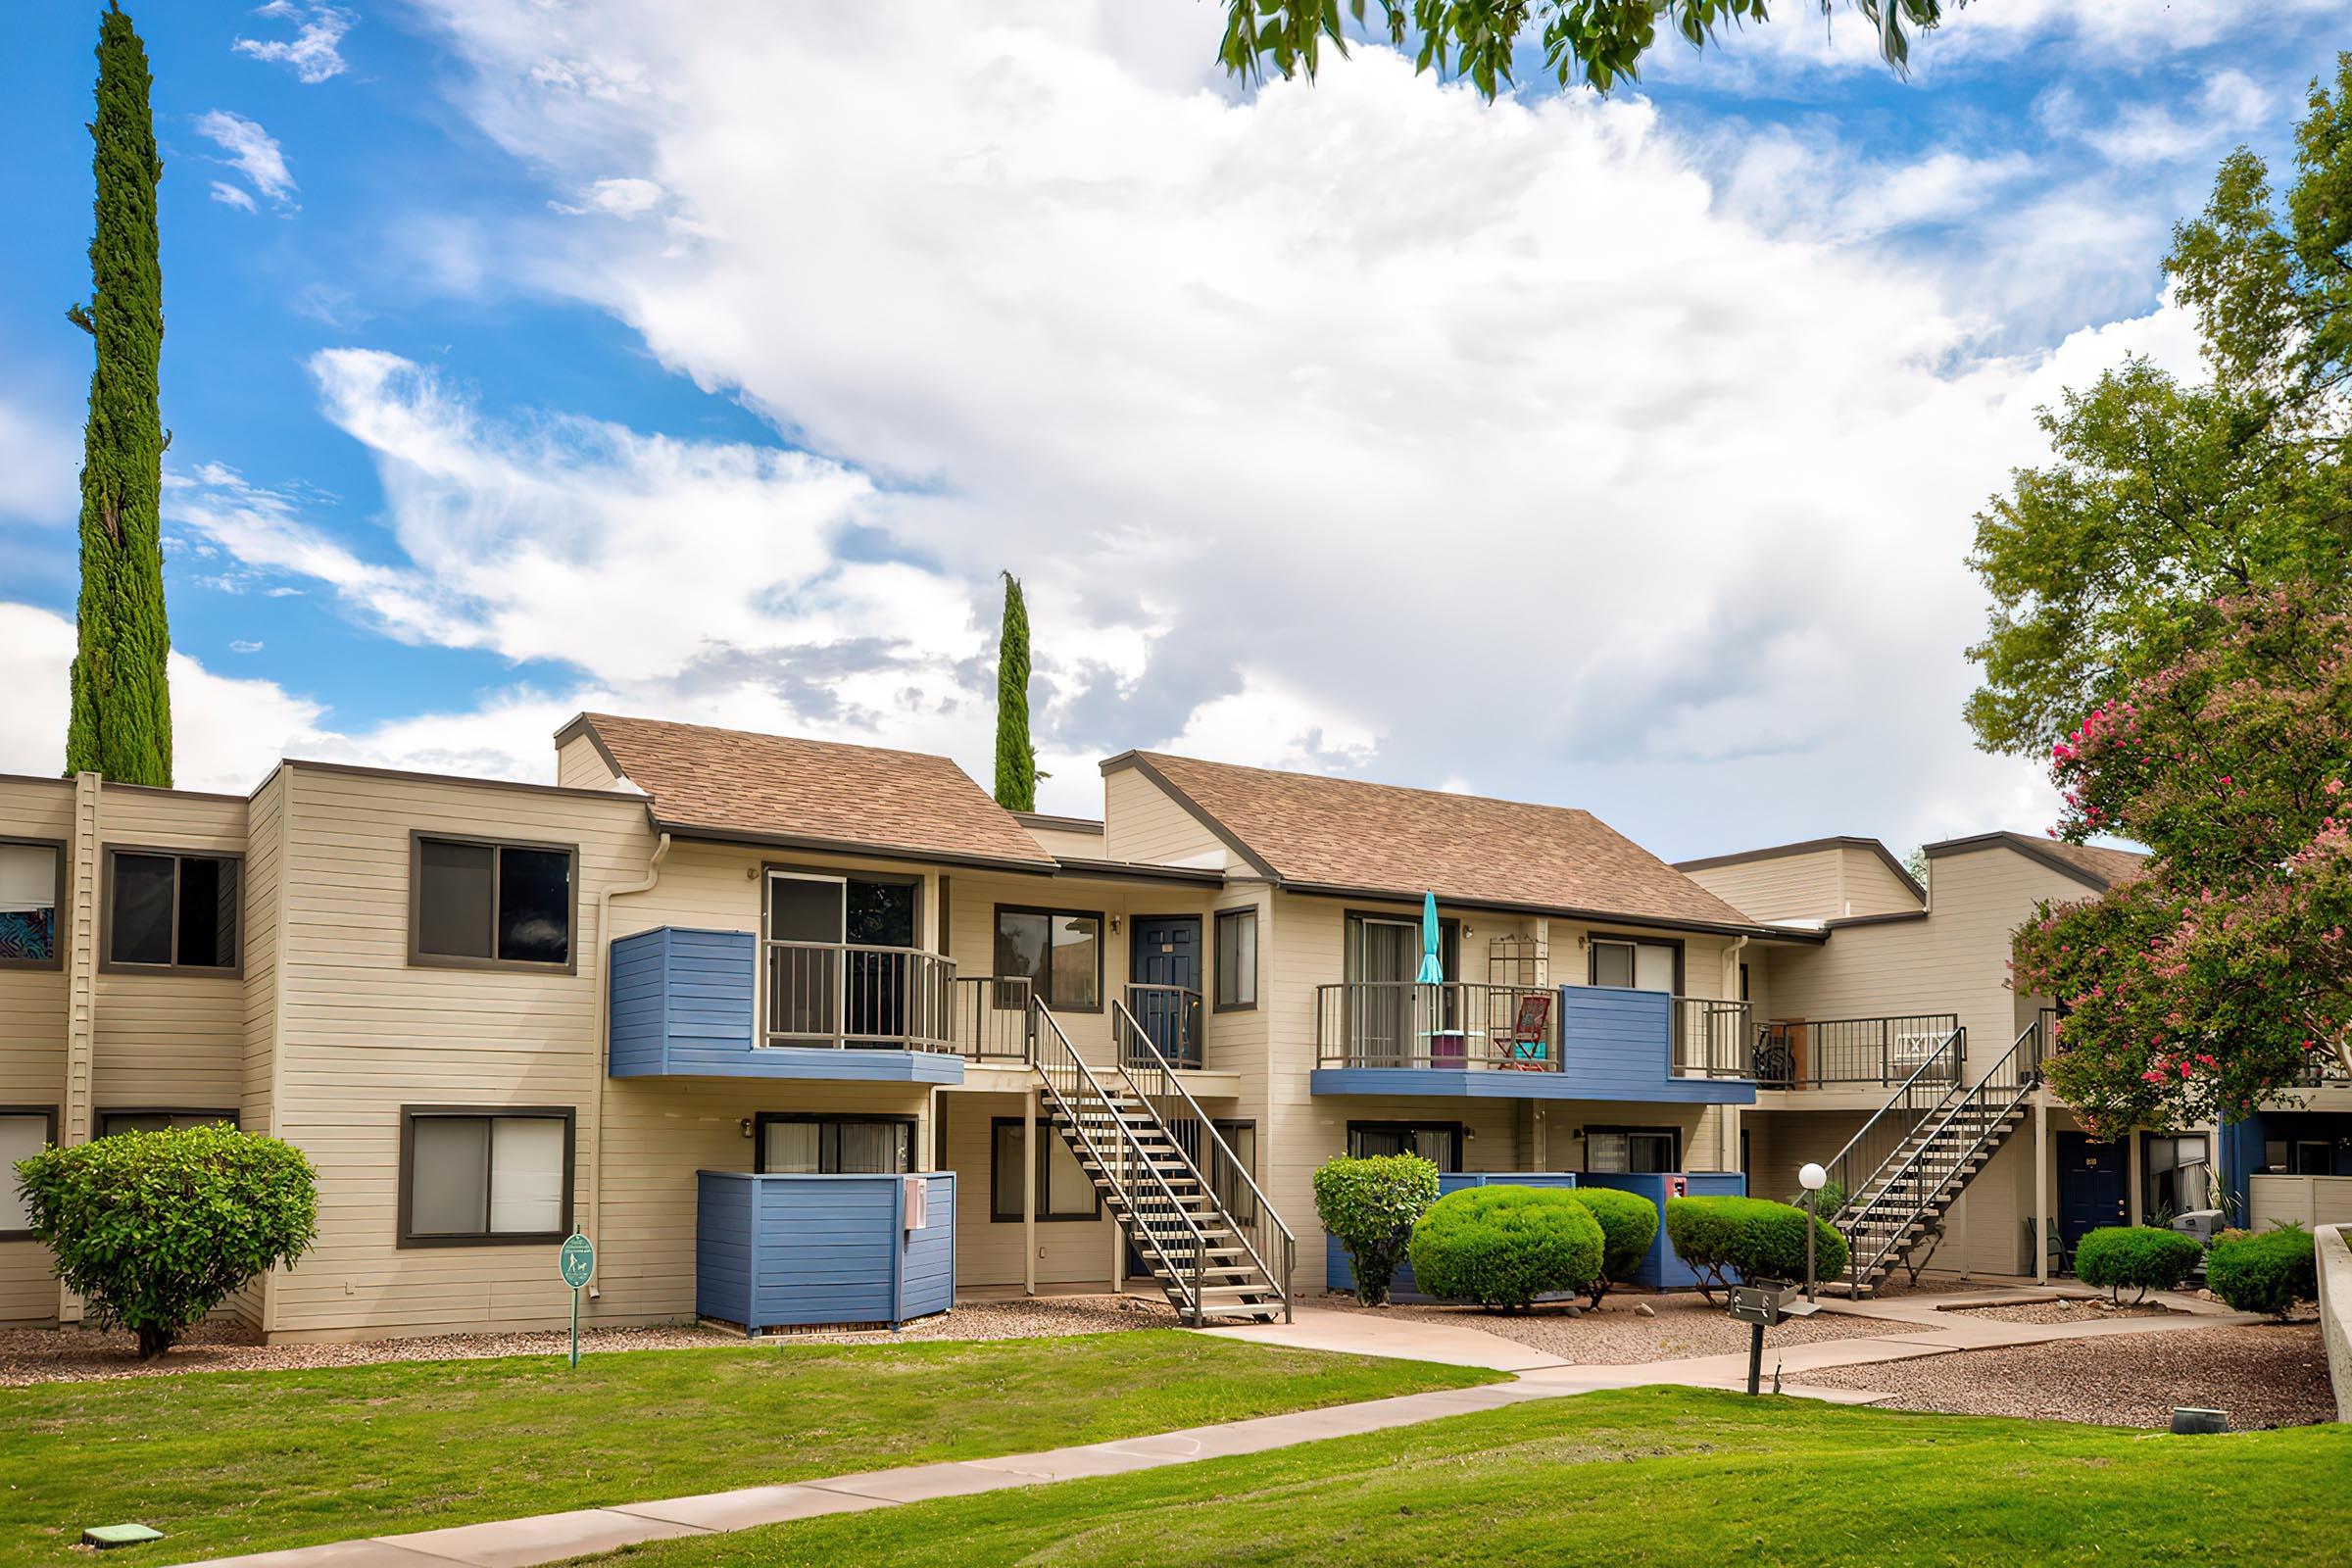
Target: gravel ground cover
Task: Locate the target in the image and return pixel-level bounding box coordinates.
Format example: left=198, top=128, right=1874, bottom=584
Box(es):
left=1807, top=1322, right=2335, bottom=1428
left=1950, top=1298, right=2183, bottom=1325
left=0, top=1296, right=1177, bottom=1387
left=1316, top=1291, right=1894, bottom=1363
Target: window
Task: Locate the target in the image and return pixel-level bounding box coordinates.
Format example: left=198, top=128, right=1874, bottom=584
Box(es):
left=2143, top=1133, right=2211, bottom=1219
left=0, top=840, right=62, bottom=968
left=104, top=849, right=240, bottom=972
left=412, top=835, right=575, bottom=969
left=2263, top=1139, right=2337, bottom=1176
left=0, top=1109, right=56, bottom=1236
left=98, top=1110, right=236, bottom=1137
left=1590, top=936, right=1677, bottom=993
left=400, top=1107, right=573, bottom=1246
left=1214, top=908, right=1258, bottom=1010
left=990, top=1118, right=1101, bottom=1221
left=994, top=906, right=1102, bottom=1011
left=1210, top=1118, right=1258, bottom=1223
left=756, top=1114, right=914, bottom=1174
left=1347, top=1121, right=1461, bottom=1169
left=1586, top=1127, right=1680, bottom=1174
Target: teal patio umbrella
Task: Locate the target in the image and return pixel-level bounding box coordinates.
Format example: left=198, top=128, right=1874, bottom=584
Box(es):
left=1416, top=892, right=1444, bottom=984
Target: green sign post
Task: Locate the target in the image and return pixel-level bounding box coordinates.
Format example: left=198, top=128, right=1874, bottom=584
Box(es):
left=559, top=1231, right=595, bottom=1369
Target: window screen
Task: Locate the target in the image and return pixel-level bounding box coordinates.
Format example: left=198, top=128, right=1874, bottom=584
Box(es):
left=1215, top=908, right=1257, bottom=1007
left=406, top=1111, right=569, bottom=1242
left=0, top=1114, right=50, bottom=1232
left=108, top=852, right=237, bottom=969
left=992, top=1119, right=1101, bottom=1220
left=416, top=839, right=572, bottom=966
left=0, top=844, right=59, bottom=964
left=995, top=907, right=1102, bottom=1010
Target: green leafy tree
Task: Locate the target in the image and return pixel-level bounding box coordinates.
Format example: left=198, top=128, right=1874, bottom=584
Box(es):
left=17, top=1125, right=318, bottom=1358
left=993, top=570, right=1037, bottom=810
left=1219, top=1, right=1960, bottom=98
left=1313, top=1153, right=1441, bottom=1304
left=1967, top=59, right=2352, bottom=759
left=2014, top=589, right=2352, bottom=1136
left=65, top=2, right=173, bottom=788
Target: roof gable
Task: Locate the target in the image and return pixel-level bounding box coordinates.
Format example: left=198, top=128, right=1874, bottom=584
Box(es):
left=1923, top=830, right=2147, bottom=893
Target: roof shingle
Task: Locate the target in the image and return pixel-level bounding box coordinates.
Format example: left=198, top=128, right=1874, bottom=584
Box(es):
left=1121, top=752, right=1763, bottom=931
left=572, top=713, right=1055, bottom=870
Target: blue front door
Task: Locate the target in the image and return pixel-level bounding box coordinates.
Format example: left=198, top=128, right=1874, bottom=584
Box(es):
left=2056, top=1133, right=2129, bottom=1256
left=1129, top=915, right=1201, bottom=1065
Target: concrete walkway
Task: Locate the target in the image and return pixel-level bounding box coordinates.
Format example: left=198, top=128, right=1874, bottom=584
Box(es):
left=173, top=1290, right=2262, bottom=1568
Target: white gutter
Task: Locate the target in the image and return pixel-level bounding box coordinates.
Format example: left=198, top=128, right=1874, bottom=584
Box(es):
left=586, top=831, right=669, bottom=1298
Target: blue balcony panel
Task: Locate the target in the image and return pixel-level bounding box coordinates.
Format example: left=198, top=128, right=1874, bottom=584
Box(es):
left=697, top=1171, right=956, bottom=1332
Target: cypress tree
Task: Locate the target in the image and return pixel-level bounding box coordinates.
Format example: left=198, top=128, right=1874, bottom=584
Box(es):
left=65, top=2, right=172, bottom=787
left=993, top=570, right=1036, bottom=810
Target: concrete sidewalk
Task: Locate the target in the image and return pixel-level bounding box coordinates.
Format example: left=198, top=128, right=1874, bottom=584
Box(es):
left=172, top=1292, right=2263, bottom=1568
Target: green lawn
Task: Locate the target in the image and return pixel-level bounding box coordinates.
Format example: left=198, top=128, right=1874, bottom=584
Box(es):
left=597, top=1387, right=2352, bottom=1568
left=0, top=1332, right=1496, bottom=1568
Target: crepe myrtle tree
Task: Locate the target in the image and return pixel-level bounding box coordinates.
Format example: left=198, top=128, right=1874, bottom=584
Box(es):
left=2013, top=588, right=2352, bottom=1138
left=1217, top=1, right=1962, bottom=99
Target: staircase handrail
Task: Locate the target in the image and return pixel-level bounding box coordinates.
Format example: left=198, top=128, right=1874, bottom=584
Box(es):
left=1821, top=1025, right=1967, bottom=1219
left=1840, top=1019, right=2046, bottom=1291
left=1111, top=1001, right=1294, bottom=1319
left=1028, top=1000, right=1211, bottom=1317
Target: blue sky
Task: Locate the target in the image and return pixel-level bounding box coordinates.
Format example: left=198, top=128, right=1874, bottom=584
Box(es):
left=0, top=2, right=2343, bottom=858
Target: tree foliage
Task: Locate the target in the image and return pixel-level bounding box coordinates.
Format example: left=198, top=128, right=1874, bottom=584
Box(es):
left=993, top=570, right=1036, bottom=812
left=1407, top=1186, right=1601, bottom=1310
left=1312, top=1153, right=1440, bottom=1304
left=1967, top=58, right=2352, bottom=759
left=1218, top=1, right=1957, bottom=98
left=17, top=1125, right=318, bottom=1358
left=66, top=1, right=173, bottom=788
left=2015, top=589, right=2352, bottom=1135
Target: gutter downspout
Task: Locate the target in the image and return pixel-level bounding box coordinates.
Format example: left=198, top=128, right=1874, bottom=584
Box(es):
left=587, top=830, right=670, bottom=1299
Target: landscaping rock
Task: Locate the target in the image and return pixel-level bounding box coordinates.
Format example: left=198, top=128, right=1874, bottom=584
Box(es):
left=1633, top=1302, right=1656, bottom=1318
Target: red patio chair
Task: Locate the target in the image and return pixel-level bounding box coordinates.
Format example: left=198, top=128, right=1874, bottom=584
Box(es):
left=1490, top=993, right=1552, bottom=1070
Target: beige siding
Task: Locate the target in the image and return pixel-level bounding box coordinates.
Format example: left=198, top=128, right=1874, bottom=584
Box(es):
left=1102, top=769, right=1229, bottom=868
left=1837, top=846, right=1923, bottom=917
left=1685, top=844, right=1921, bottom=925
left=0, top=778, right=73, bottom=1324
left=555, top=734, right=621, bottom=791
left=1020, top=823, right=1105, bottom=860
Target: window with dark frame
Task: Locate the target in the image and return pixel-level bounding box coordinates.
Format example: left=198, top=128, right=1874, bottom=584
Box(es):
left=1210, top=1117, right=1258, bottom=1222
left=97, top=1110, right=237, bottom=1137
left=1585, top=1127, right=1680, bottom=1174
left=0, top=1109, right=55, bottom=1235
left=755, top=1114, right=915, bottom=1175
left=994, top=906, right=1102, bottom=1011
left=401, top=1108, right=572, bottom=1245
left=0, top=840, right=62, bottom=967
left=1346, top=1121, right=1461, bottom=1169
left=989, top=1118, right=1102, bottom=1221
left=1214, top=907, right=1258, bottom=1009
left=105, top=849, right=239, bottom=971
left=413, top=835, right=574, bottom=968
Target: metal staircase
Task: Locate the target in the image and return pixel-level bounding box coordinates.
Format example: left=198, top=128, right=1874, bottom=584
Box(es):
left=1823, top=1019, right=2048, bottom=1297
left=1027, top=1001, right=1293, bottom=1325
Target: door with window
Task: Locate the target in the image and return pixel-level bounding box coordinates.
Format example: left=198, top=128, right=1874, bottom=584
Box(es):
left=1348, top=914, right=1442, bottom=1065
left=1128, top=915, right=1201, bottom=1065
left=765, top=871, right=919, bottom=1044
left=2142, top=1133, right=2212, bottom=1222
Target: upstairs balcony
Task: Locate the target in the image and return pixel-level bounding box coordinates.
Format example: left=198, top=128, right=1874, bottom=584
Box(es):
left=1309, top=983, right=1754, bottom=1103
left=1750, top=1013, right=1962, bottom=1091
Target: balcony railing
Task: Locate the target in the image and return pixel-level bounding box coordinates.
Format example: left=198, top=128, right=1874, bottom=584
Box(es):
left=1315, top=982, right=1561, bottom=1071
left=950, top=974, right=1035, bottom=1061
left=763, top=941, right=956, bottom=1052
left=1672, top=998, right=1753, bottom=1079
left=1123, top=983, right=1203, bottom=1069
left=1751, top=1013, right=1962, bottom=1089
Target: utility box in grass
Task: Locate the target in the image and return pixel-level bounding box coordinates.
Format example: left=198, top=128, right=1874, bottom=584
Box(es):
left=1576, top=1171, right=1744, bottom=1290
left=1324, top=1172, right=1580, bottom=1300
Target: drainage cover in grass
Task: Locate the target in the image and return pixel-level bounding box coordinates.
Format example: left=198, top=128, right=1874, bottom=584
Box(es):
left=81, top=1524, right=164, bottom=1549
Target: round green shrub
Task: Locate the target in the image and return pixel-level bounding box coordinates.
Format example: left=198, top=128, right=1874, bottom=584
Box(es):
left=2073, top=1225, right=2202, bottom=1304
left=2205, top=1224, right=2317, bottom=1319
left=1313, top=1154, right=1441, bottom=1305
left=1407, top=1186, right=1603, bottom=1310
left=1663, top=1195, right=1848, bottom=1299
left=16, top=1124, right=318, bottom=1357
left=1564, top=1187, right=1658, bottom=1306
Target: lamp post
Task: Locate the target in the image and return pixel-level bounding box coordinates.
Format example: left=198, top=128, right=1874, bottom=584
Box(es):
left=1799, top=1162, right=1828, bottom=1302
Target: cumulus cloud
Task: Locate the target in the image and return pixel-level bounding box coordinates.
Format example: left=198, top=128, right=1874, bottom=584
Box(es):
left=209, top=179, right=260, bottom=213
left=233, top=2, right=355, bottom=84
left=196, top=109, right=297, bottom=208
left=0, top=395, right=77, bottom=525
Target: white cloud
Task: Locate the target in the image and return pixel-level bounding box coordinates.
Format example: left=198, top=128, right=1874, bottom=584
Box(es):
left=209, top=179, right=259, bottom=213
left=556, top=177, right=666, bottom=218
left=0, top=395, right=77, bottom=525
left=234, top=3, right=355, bottom=84
left=195, top=110, right=297, bottom=208
left=229, top=639, right=265, bottom=654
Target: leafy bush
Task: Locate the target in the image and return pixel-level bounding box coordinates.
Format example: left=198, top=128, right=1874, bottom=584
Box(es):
left=1407, top=1187, right=1602, bottom=1310
left=1663, top=1196, right=1848, bottom=1301
left=17, top=1125, right=318, bottom=1357
left=2073, top=1225, right=2202, bottom=1304
left=1313, top=1154, right=1440, bottom=1305
left=1564, top=1187, right=1658, bottom=1307
left=1784, top=1179, right=1849, bottom=1218
left=2206, top=1224, right=2318, bottom=1319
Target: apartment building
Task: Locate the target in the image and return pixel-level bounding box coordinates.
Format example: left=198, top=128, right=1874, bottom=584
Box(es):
left=5, top=711, right=2334, bottom=1340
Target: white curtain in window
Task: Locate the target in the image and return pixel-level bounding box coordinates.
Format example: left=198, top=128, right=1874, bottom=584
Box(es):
left=762, top=1121, right=822, bottom=1173
left=489, top=1117, right=565, bottom=1233
left=0, top=1115, right=48, bottom=1231
left=0, top=844, right=56, bottom=912
left=835, top=1121, right=903, bottom=1174
left=412, top=1117, right=490, bottom=1234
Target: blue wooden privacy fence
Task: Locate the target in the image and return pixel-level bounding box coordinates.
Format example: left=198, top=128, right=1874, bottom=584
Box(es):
left=697, top=1171, right=956, bottom=1332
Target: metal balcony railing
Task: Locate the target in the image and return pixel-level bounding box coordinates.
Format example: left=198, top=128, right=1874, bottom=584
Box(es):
left=762, top=941, right=956, bottom=1052
left=1314, top=982, right=1560, bottom=1070
left=1672, top=998, right=1754, bottom=1079
left=1123, top=983, right=1203, bottom=1069
left=1751, top=1013, right=1963, bottom=1089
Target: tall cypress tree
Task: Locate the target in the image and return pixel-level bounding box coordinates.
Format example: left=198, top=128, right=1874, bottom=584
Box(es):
left=65, top=2, right=172, bottom=787
left=993, top=570, right=1036, bottom=810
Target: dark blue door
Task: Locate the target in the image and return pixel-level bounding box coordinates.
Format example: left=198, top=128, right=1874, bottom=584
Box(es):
left=1129, top=916, right=1201, bottom=1066
left=2056, top=1134, right=2129, bottom=1259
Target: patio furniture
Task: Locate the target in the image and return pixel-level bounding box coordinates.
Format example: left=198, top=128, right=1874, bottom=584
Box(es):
left=1426, top=1030, right=1470, bottom=1066
left=1489, top=993, right=1552, bottom=1069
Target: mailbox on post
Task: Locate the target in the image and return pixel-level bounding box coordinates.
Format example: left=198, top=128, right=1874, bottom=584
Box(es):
left=1728, top=1283, right=1817, bottom=1395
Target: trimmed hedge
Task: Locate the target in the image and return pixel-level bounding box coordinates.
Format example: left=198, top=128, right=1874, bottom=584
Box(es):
left=1564, top=1187, right=1658, bottom=1307
left=16, top=1124, right=317, bottom=1357
left=1313, top=1154, right=1441, bottom=1306
left=1407, top=1186, right=1602, bottom=1311
left=1664, top=1196, right=1847, bottom=1300
left=2074, top=1225, right=2202, bottom=1305
left=2206, top=1224, right=2318, bottom=1319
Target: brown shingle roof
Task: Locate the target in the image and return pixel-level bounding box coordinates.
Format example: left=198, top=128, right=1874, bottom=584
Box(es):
left=1117, top=752, right=1766, bottom=931
left=569, top=713, right=1055, bottom=870
left=1924, top=830, right=2147, bottom=892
